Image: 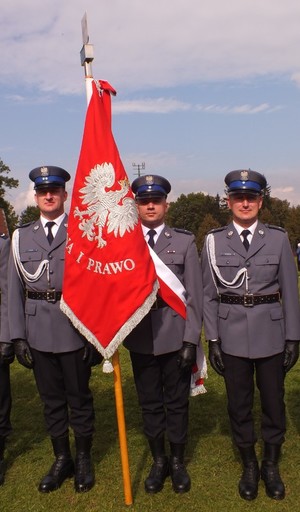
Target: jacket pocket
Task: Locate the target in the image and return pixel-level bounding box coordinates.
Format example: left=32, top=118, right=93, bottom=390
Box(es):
left=25, top=302, right=37, bottom=316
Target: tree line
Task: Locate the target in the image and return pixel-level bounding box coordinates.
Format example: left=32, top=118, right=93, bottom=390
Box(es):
left=1, top=158, right=300, bottom=253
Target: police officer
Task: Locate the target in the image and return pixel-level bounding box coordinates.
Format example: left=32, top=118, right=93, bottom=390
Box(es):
left=201, top=169, right=300, bottom=501
left=0, top=233, right=12, bottom=485
left=124, top=175, right=203, bottom=494
left=8, top=166, right=100, bottom=493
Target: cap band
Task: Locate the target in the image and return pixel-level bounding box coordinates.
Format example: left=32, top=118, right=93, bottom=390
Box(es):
left=136, top=184, right=167, bottom=196
left=34, top=176, right=66, bottom=187
left=228, top=180, right=262, bottom=193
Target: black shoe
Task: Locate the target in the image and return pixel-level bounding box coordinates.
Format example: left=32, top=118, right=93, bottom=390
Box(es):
left=238, top=461, right=260, bottom=500
left=38, top=456, right=74, bottom=493
left=74, top=453, right=95, bottom=492
left=169, top=456, right=191, bottom=493
left=0, top=459, right=5, bottom=486
left=144, top=456, right=169, bottom=493
left=261, top=461, right=285, bottom=500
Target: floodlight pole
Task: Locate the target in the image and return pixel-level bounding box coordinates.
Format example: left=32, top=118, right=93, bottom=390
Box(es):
left=132, top=162, right=145, bottom=178
left=79, top=13, right=133, bottom=506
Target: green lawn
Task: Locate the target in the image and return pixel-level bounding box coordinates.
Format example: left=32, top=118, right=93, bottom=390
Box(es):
left=1, top=342, right=300, bottom=512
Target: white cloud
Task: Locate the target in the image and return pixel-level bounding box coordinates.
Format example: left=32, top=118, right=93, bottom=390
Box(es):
left=12, top=184, right=35, bottom=215
left=1, top=0, right=300, bottom=95
left=114, top=98, right=191, bottom=114
left=291, top=72, right=300, bottom=87
left=195, top=103, right=282, bottom=114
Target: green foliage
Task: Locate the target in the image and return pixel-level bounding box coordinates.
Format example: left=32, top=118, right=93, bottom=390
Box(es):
left=2, top=344, right=300, bottom=511
left=19, top=206, right=40, bottom=226
left=196, top=213, right=220, bottom=253
left=166, top=192, right=229, bottom=236
left=0, top=159, right=19, bottom=196
left=285, top=206, right=300, bottom=250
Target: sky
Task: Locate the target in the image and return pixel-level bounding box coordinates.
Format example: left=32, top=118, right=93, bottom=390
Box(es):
left=0, top=0, right=300, bottom=214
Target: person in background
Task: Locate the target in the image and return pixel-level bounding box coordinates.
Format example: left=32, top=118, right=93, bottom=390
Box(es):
left=296, top=242, right=300, bottom=272
left=8, top=166, right=101, bottom=494
left=0, top=233, right=13, bottom=485
left=201, top=169, right=300, bottom=501
left=124, top=174, right=203, bottom=494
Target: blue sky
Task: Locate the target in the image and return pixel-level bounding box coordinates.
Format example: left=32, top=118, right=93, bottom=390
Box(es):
left=1, top=0, right=300, bottom=213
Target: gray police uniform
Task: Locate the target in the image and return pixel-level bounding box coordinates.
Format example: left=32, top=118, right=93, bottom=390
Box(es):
left=202, top=221, right=300, bottom=359
left=202, top=172, right=300, bottom=448
left=124, top=226, right=202, bottom=356
left=8, top=170, right=95, bottom=439
left=0, top=235, right=12, bottom=438
left=8, top=216, right=85, bottom=352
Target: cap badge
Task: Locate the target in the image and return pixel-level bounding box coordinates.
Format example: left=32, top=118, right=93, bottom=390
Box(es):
left=40, top=167, right=49, bottom=176
left=145, top=175, right=154, bottom=185
left=240, top=170, right=248, bottom=181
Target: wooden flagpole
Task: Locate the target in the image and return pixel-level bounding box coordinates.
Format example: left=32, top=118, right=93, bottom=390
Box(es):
left=80, top=13, right=133, bottom=506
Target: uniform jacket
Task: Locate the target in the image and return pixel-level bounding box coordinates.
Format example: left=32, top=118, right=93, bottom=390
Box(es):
left=0, top=235, right=10, bottom=342
left=124, top=225, right=203, bottom=355
left=8, top=215, right=85, bottom=353
left=201, top=221, right=300, bottom=358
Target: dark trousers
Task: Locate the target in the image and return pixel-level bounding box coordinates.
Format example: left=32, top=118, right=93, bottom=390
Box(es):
left=130, top=351, right=191, bottom=444
left=0, top=365, right=12, bottom=437
left=222, top=351, right=286, bottom=448
left=31, top=348, right=94, bottom=438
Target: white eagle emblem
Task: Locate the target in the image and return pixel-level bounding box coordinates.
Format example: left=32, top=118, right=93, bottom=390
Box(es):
left=74, top=162, right=138, bottom=248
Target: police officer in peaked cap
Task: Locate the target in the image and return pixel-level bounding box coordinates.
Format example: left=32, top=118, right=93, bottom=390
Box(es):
left=8, top=165, right=101, bottom=493
left=201, top=168, right=300, bottom=501
left=124, top=174, right=203, bottom=494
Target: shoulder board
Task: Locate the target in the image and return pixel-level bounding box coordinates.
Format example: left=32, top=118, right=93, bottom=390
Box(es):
left=265, top=224, right=286, bottom=233
left=16, top=221, right=37, bottom=230
left=208, top=226, right=227, bottom=234
left=173, top=228, right=193, bottom=235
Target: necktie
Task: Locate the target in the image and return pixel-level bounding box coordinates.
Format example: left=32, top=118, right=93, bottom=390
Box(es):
left=45, top=221, right=55, bottom=245
left=147, top=229, right=157, bottom=249
left=241, top=229, right=250, bottom=251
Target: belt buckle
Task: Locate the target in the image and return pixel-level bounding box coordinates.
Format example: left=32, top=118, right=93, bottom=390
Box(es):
left=243, top=293, right=254, bottom=307
left=46, top=288, right=56, bottom=303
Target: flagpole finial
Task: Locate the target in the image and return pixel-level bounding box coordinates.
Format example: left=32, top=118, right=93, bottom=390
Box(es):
left=80, top=12, right=94, bottom=104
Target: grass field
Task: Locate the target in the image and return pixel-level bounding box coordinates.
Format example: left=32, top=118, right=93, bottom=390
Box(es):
left=1, top=341, right=300, bottom=512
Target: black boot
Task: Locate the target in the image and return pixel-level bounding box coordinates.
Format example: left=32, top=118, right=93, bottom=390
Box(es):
left=261, top=443, right=285, bottom=500
left=74, top=436, right=95, bottom=492
left=169, top=443, right=191, bottom=493
left=238, top=446, right=260, bottom=500
left=144, top=437, right=169, bottom=493
left=38, top=436, right=74, bottom=493
left=0, top=437, right=6, bottom=486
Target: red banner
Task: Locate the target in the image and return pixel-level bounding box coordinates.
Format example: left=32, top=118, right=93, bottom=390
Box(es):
left=61, top=80, right=158, bottom=358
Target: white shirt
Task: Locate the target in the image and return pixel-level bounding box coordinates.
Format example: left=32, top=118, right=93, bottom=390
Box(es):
left=233, top=220, right=258, bottom=247
left=40, top=213, right=66, bottom=239
left=142, top=223, right=165, bottom=246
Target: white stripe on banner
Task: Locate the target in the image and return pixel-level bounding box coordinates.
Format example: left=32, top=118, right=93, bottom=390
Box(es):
left=149, top=247, right=187, bottom=306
